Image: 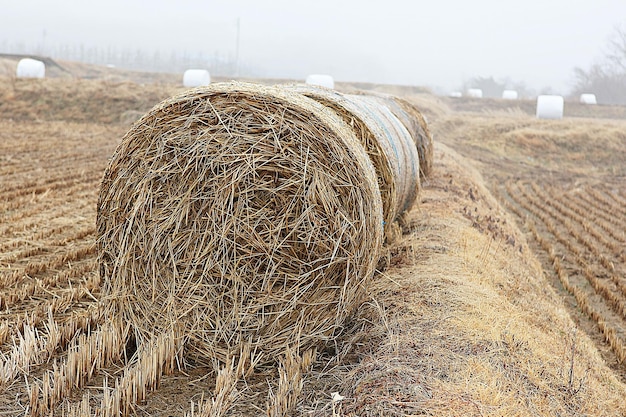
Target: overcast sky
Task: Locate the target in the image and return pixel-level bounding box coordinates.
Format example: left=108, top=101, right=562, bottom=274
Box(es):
left=1, top=0, right=624, bottom=93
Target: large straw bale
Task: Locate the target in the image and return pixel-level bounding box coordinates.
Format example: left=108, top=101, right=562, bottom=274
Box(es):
left=355, top=90, right=434, bottom=180
left=394, top=96, right=434, bottom=178
left=347, top=94, right=420, bottom=214
left=286, top=84, right=421, bottom=237
left=97, top=82, right=383, bottom=365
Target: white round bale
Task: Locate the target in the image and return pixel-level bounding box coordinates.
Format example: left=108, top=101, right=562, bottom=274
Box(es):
left=536, top=95, right=564, bottom=119
left=579, top=93, right=597, bottom=105
left=183, top=69, right=211, bottom=87
left=449, top=91, right=463, bottom=98
left=305, top=74, right=335, bottom=89
left=16, top=58, right=45, bottom=79
left=467, top=88, right=483, bottom=98
left=502, top=90, right=518, bottom=100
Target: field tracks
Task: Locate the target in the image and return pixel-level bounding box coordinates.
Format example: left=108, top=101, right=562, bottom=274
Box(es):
left=501, top=179, right=626, bottom=366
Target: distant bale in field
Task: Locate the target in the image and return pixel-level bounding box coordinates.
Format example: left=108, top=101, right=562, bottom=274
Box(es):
left=536, top=95, right=564, bottom=119
left=16, top=58, right=45, bottom=79
left=305, top=74, right=335, bottom=89
left=449, top=91, right=463, bottom=98
left=286, top=84, right=422, bottom=237
left=580, top=93, right=597, bottom=105
left=97, top=82, right=383, bottom=365
left=182, top=69, right=211, bottom=87
left=502, top=90, right=518, bottom=100
left=467, top=88, right=483, bottom=98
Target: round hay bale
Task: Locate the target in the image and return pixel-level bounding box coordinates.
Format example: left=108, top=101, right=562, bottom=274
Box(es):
left=348, top=94, right=421, bottom=214
left=384, top=95, right=434, bottom=179
left=285, top=84, right=420, bottom=238
left=467, top=88, right=483, bottom=98
left=305, top=74, right=335, bottom=89
left=97, top=82, right=383, bottom=365
left=536, top=95, right=564, bottom=119
left=579, top=93, right=597, bottom=105
left=183, top=69, right=211, bottom=87
left=16, top=58, right=45, bottom=79
left=502, top=90, right=518, bottom=100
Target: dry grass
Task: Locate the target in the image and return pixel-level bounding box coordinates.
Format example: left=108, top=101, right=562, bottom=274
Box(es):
left=322, top=143, right=626, bottom=416
left=97, top=81, right=384, bottom=367
left=0, top=76, right=183, bottom=124
left=433, top=112, right=626, bottom=181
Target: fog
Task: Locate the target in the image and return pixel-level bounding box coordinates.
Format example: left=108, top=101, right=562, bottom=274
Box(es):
left=1, top=0, right=625, bottom=93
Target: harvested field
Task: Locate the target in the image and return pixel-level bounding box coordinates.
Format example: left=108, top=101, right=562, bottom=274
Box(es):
left=1, top=69, right=626, bottom=416
left=435, top=108, right=626, bottom=381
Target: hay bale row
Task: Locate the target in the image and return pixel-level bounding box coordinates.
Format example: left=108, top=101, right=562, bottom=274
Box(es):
left=286, top=85, right=432, bottom=231
left=97, top=82, right=384, bottom=364
left=364, top=92, right=434, bottom=180
left=97, top=81, right=433, bottom=366
left=347, top=94, right=420, bottom=213
left=286, top=85, right=407, bottom=236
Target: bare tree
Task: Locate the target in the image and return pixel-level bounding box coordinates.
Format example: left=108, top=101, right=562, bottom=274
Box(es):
left=572, top=23, right=626, bottom=105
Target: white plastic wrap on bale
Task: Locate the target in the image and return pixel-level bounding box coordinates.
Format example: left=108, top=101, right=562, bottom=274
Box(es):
left=305, top=74, right=335, bottom=89
left=16, top=58, right=45, bottom=79
left=536, top=95, right=564, bottom=119
left=580, top=93, right=597, bottom=105
left=467, top=88, right=483, bottom=98
left=183, top=69, right=211, bottom=87
left=449, top=91, right=462, bottom=98
left=502, top=90, right=518, bottom=100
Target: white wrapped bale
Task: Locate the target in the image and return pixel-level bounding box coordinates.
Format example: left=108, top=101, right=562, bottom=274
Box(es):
left=580, top=93, right=597, bottom=105
left=536, top=95, right=564, bottom=119
left=502, top=90, right=518, bottom=100
left=183, top=69, right=211, bottom=87
left=305, top=74, right=335, bottom=89
left=449, top=91, right=462, bottom=98
left=467, top=88, right=483, bottom=98
left=16, top=58, right=45, bottom=79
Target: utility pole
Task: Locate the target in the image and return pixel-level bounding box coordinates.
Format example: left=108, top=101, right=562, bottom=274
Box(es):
left=41, top=29, right=47, bottom=55
left=235, top=17, right=240, bottom=77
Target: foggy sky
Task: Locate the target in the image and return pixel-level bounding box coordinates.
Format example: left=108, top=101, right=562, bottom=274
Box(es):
left=1, top=0, right=625, bottom=93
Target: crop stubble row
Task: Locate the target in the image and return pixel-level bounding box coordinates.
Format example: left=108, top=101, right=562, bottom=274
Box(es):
left=500, top=180, right=626, bottom=366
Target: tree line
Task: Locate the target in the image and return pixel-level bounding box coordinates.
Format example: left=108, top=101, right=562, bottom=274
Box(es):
left=571, top=24, right=626, bottom=105
left=0, top=40, right=248, bottom=77
left=463, top=25, right=626, bottom=105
